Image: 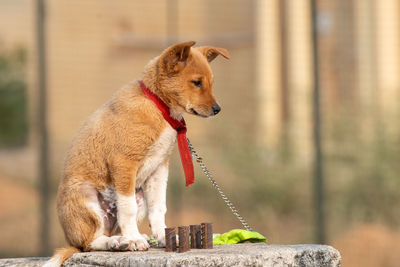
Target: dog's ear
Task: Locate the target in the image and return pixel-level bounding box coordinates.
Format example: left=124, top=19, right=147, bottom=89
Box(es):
left=161, top=41, right=196, bottom=74
left=196, top=46, right=230, bottom=62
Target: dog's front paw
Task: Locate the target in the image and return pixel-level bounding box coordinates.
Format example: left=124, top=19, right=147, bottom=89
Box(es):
left=128, top=235, right=150, bottom=251
left=108, top=236, right=131, bottom=251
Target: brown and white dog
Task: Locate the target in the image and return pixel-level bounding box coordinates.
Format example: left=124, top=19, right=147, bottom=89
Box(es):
left=44, top=41, right=229, bottom=266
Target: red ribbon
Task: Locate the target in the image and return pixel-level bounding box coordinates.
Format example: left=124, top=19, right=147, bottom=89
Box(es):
left=140, top=81, right=194, bottom=186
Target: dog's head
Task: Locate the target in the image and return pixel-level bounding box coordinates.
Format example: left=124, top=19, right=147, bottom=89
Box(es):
left=156, top=41, right=229, bottom=118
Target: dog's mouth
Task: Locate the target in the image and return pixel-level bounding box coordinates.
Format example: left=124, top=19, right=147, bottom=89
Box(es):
left=190, top=108, right=208, bottom=118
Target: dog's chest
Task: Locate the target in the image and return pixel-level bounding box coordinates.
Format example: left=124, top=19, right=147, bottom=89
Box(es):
left=136, top=125, right=176, bottom=186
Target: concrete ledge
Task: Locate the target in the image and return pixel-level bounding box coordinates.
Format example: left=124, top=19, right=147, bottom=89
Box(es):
left=0, top=243, right=341, bottom=267
left=0, top=257, right=47, bottom=267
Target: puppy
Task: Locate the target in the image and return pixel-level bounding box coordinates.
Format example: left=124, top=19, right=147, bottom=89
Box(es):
left=44, top=41, right=229, bottom=267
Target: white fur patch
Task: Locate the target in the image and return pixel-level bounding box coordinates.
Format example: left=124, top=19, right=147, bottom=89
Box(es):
left=116, top=192, right=141, bottom=239
left=144, top=163, right=168, bottom=245
left=90, top=235, right=111, bottom=251
left=86, top=197, right=105, bottom=239
left=135, top=125, right=176, bottom=188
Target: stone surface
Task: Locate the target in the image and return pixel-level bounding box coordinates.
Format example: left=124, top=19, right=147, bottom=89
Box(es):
left=0, top=243, right=341, bottom=267
left=0, top=257, right=48, bottom=267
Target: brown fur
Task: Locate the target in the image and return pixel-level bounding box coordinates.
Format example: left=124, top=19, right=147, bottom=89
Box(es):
left=46, top=41, right=229, bottom=266
left=53, top=247, right=81, bottom=264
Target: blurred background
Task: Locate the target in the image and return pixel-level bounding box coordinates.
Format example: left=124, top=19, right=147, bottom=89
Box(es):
left=0, top=0, right=400, bottom=266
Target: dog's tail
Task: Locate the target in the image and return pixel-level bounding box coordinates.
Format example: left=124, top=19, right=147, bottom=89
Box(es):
left=43, top=246, right=81, bottom=267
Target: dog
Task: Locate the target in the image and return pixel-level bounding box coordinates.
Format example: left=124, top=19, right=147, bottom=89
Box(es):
left=44, top=41, right=229, bottom=266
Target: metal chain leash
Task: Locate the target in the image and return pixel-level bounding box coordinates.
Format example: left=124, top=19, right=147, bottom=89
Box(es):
left=187, top=138, right=254, bottom=232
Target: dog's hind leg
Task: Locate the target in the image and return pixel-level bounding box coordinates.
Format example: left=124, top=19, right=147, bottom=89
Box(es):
left=57, top=180, right=106, bottom=252
left=89, top=186, right=146, bottom=251
left=84, top=193, right=130, bottom=251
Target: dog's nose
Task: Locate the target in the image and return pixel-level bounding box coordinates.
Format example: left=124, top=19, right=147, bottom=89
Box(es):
left=212, top=104, right=221, bottom=115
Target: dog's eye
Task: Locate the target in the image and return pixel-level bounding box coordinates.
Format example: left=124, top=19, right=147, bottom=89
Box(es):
left=191, top=80, right=202, bottom=88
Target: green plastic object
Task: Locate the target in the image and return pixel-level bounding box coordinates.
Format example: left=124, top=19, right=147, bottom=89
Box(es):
left=213, top=229, right=267, bottom=245
left=148, top=235, right=158, bottom=247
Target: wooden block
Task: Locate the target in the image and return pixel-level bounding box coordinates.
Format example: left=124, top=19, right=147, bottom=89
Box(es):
left=190, top=224, right=202, bottom=248
left=178, top=226, right=190, bottom=253
left=201, top=222, right=213, bottom=249
left=165, top=227, right=177, bottom=252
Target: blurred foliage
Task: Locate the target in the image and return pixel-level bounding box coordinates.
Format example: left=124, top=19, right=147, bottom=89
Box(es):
left=0, top=44, right=28, bottom=147
left=324, top=111, right=400, bottom=235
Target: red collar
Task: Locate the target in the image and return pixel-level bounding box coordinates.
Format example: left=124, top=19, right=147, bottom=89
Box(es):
left=140, top=81, right=194, bottom=186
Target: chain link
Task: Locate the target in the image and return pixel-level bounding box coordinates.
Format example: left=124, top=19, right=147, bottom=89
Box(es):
left=187, top=138, right=253, bottom=232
